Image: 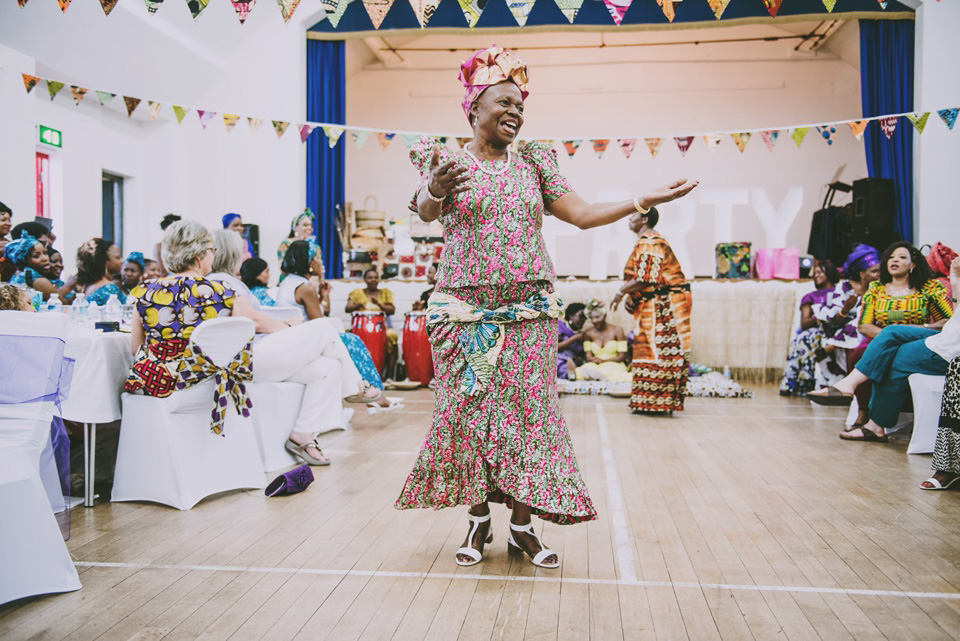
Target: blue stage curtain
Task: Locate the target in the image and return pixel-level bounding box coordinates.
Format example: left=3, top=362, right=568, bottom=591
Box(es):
left=306, top=40, right=345, bottom=278
left=859, top=19, right=914, bottom=243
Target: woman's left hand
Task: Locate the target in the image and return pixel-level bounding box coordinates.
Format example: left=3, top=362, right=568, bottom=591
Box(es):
left=611, top=292, right=624, bottom=311
left=638, top=178, right=700, bottom=209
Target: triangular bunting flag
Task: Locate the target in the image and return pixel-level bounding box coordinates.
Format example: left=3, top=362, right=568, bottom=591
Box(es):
left=458, top=0, right=484, bottom=28
left=822, top=0, right=836, bottom=10
left=731, top=133, right=751, bottom=153
left=618, top=139, right=637, bottom=158
left=148, top=101, right=162, bottom=120
left=362, top=0, right=393, bottom=28
left=18, top=0, right=29, bottom=6
left=276, top=0, right=301, bottom=22
left=402, top=134, right=421, bottom=149
left=791, top=127, right=809, bottom=148
left=937, top=108, right=957, bottom=131
left=656, top=0, right=678, bottom=22
left=324, top=125, right=345, bottom=147
left=602, top=0, right=632, bottom=25
left=231, top=0, right=257, bottom=22
left=272, top=121, right=289, bottom=139
left=816, top=125, right=837, bottom=146
left=906, top=112, right=930, bottom=134
left=591, top=139, right=609, bottom=159
left=410, top=0, right=440, bottom=26
left=197, top=109, right=216, bottom=128
left=123, top=97, right=141, bottom=117
left=674, top=136, right=694, bottom=157
left=878, top=116, right=898, bottom=140
left=22, top=74, right=40, bottom=94
left=58, top=0, right=71, bottom=12
left=562, top=140, right=581, bottom=158
left=555, top=0, right=583, bottom=22
left=707, top=0, right=730, bottom=19
left=848, top=120, right=868, bottom=141
left=351, top=130, right=370, bottom=149
left=376, top=132, right=395, bottom=149
left=299, top=124, right=316, bottom=143
left=99, top=0, right=119, bottom=15
left=763, top=0, right=782, bottom=17
left=247, top=117, right=263, bottom=131
left=144, top=0, right=164, bottom=13
left=320, top=0, right=349, bottom=27
left=173, top=106, right=188, bottom=124
left=761, top=130, right=779, bottom=151
left=46, top=81, right=65, bottom=101
left=224, top=114, right=240, bottom=132
left=456, top=137, right=471, bottom=148
left=70, top=86, right=87, bottom=105
left=645, top=137, right=663, bottom=158
left=877, top=0, right=887, bottom=8
left=703, top=134, right=723, bottom=152
left=187, top=0, right=211, bottom=19
left=96, top=91, right=116, bottom=106
left=507, top=0, right=537, bottom=26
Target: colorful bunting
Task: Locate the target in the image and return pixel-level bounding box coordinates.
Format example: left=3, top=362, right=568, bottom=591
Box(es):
left=45, top=80, right=65, bottom=101
left=602, top=0, right=632, bottom=26
left=731, top=133, right=751, bottom=152
left=363, top=0, right=394, bottom=29
left=272, top=120, right=289, bottom=139
left=645, top=137, right=663, bottom=158
left=555, top=0, right=583, bottom=23
left=71, top=86, right=87, bottom=105
left=17, top=0, right=28, bottom=6
left=456, top=137, right=471, bottom=148
left=906, top=112, right=930, bottom=134
left=703, top=134, right=723, bottom=152
left=762, top=0, right=782, bottom=17
left=231, top=0, right=257, bottom=23
left=674, top=136, right=694, bottom=157
left=99, top=0, right=119, bottom=15
left=938, top=108, right=958, bottom=131
left=562, top=140, right=581, bottom=158
left=320, top=0, right=349, bottom=28
left=507, top=0, right=537, bottom=27
left=878, top=116, right=898, bottom=139
left=847, top=120, right=868, bottom=141
left=376, top=132, right=395, bottom=149
left=247, top=117, right=263, bottom=130
left=197, top=109, right=216, bottom=128
left=402, top=133, right=421, bottom=149
left=123, top=96, right=141, bottom=117
left=58, top=0, right=71, bottom=12
left=656, top=0, right=677, bottom=22
left=458, top=0, right=484, bottom=28
left=173, top=106, right=189, bottom=124
left=410, top=0, right=440, bottom=27
left=224, top=114, right=240, bottom=132
left=822, top=0, right=836, bottom=10
left=299, top=124, right=316, bottom=143
left=761, top=130, right=779, bottom=151
left=324, top=125, right=346, bottom=147
left=591, top=139, right=609, bottom=159
left=276, top=0, right=301, bottom=23
left=22, top=74, right=40, bottom=94
left=145, top=0, right=164, bottom=12
left=148, top=101, right=163, bottom=120
left=188, top=0, right=211, bottom=19
left=351, top=130, right=370, bottom=149
left=791, top=127, right=809, bottom=148
left=618, top=139, right=637, bottom=158
left=708, top=0, right=730, bottom=19
left=96, top=91, right=116, bottom=106
left=816, top=125, right=837, bottom=145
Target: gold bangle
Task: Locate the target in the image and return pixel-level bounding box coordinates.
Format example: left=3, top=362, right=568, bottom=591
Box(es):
left=633, top=196, right=650, bottom=215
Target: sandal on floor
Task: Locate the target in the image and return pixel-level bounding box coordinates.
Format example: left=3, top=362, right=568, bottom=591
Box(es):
left=844, top=422, right=865, bottom=433
left=920, top=475, right=960, bottom=491
left=285, top=437, right=331, bottom=466
left=344, top=383, right=382, bottom=404
left=807, top=386, right=854, bottom=406
left=839, top=427, right=888, bottom=443
left=507, top=522, right=560, bottom=569
left=456, top=513, right=493, bottom=567
left=367, top=397, right=403, bottom=415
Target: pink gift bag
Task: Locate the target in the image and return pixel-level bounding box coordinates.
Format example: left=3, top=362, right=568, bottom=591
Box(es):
left=754, top=249, right=775, bottom=279
left=773, top=247, right=800, bottom=279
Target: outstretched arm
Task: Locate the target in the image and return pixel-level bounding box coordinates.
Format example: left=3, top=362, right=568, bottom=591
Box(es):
left=547, top=179, right=699, bottom=230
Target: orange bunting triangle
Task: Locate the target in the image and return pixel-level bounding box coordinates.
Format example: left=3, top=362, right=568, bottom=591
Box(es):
left=645, top=137, right=663, bottom=158
left=848, top=120, right=869, bottom=141
left=456, top=137, right=471, bottom=148
left=592, top=139, right=610, bottom=159
left=58, top=0, right=71, bottom=12
left=657, top=0, right=677, bottom=22
left=376, top=132, right=395, bottom=149
left=708, top=0, right=730, bottom=19
left=731, top=133, right=751, bottom=153
left=22, top=74, right=40, bottom=93
left=70, top=86, right=87, bottom=105
left=562, top=140, right=581, bottom=158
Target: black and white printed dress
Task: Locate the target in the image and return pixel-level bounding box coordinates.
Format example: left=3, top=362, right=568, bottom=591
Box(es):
left=932, top=357, right=960, bottom=474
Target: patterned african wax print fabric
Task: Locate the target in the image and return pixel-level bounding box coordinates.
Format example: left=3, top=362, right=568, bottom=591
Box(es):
left=340, top=332, right=383, bottom=390
left=9, top=267, right=45, bottom=287
left=396, top=281, right=596, bottom=525
left=779, top=287, right=830, bottom=396
left=86, top=283, right=127, bottom=306
left=124, top=277, right=235, bottom=398
left=933, top=357, right=960, bottom=474
left=408, top=137, right=572, bottom=289
left=176, top=340, right=253, bottom=436
left=250, top=285, right=276, bottom=307
left=859, top=279, right=952, bottom=329
left=814, top=281, right=864, bottom=350
left=624, top=230, right=691, bottom=414
left=276, top=238, right=321, bottom=265
left=557, top=320, right=584, bottom=379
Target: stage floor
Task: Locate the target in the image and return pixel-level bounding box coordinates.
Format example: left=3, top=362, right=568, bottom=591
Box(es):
left=4, top=386, right=960, bottom=641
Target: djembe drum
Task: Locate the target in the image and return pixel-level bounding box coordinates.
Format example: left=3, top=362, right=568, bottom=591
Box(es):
left=351, top=311, right=387, bottom=377
left=402, top=311, right=433, bottom=386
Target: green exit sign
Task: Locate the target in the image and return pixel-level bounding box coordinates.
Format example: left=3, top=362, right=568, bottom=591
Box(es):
left=39, top=125, right=62, bottom=148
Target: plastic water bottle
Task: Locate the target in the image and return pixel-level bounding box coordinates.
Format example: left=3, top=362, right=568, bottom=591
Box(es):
left=72, top=292, right=89, bottom=325
left=722, top=365, right=731, bottom=379
left=46, top=293, right=63, bottom=314
left=104, top=293, right=122, bottom=323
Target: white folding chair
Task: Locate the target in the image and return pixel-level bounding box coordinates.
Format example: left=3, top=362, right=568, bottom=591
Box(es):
left=0, top=311, right=81, bottom=604
left=907, top=374, right=947, bottom=454
left=112, top=317, right=265, bottom=510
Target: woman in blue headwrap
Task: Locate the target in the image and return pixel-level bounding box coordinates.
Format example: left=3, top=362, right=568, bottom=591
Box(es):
left=223, top=212, right=255, bottom=261
left=277, top=209, right=321, bottom=268
left=120, top=251, right=145, bottom=295
left=4, top=233, right=73, bottom=302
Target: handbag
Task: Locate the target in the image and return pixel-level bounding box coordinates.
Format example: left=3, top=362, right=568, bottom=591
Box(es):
left=264, top=465, right=315, bottom=497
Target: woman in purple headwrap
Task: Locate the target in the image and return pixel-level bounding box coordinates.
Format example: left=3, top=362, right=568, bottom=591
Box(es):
left=223, top=212, right=255, bottom=262
left=395, top=45, right=698, bottom=569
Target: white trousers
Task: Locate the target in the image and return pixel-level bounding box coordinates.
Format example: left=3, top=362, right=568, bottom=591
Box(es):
left=253, top=319, right=364, bottom=434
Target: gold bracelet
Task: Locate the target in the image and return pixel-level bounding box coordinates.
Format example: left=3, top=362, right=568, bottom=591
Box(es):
left=633, top=196, right=650, bottom=215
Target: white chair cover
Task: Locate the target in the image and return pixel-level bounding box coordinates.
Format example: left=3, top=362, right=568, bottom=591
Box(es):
left=0, top=311, right=81, bottom=605
left=112, top=317, right=265, bottom=510
left=247, top=381, right=303, bottom=472
left=908, top=374, right=947, bottom=454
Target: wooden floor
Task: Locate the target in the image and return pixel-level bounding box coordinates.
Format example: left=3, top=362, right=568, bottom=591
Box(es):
left=4, top=386, right=960, bottom=641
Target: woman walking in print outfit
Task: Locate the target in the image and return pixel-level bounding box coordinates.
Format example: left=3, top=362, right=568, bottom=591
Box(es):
left=395, top=46, right=698, bottom=568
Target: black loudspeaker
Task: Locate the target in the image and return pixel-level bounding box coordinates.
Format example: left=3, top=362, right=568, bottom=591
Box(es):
left=807, top=205, right=853, bottom=267
left=852, top=178, right=895, bottom=231
left=847, top=227, right=900, bottom=256
left=242, top=223, right=259, bottom=256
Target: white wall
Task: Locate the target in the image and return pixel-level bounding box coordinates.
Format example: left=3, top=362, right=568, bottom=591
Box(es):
left=914, top=0, right=960, bottom=251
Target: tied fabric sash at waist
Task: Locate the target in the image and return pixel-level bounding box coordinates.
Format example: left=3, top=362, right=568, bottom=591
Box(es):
left=636, top=283, right=691, bottom=301
left=426, top=290, right=563, bottom=396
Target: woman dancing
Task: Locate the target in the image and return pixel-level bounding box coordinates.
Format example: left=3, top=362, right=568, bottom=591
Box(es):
left=395, top=46, right=698, bottom=568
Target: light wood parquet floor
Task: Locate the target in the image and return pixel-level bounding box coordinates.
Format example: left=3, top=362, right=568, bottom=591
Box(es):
left=3, top=386, right=960, bottom=641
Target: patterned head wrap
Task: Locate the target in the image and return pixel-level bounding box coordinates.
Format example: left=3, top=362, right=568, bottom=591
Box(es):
left=585, top=298, right=605, bottom=312
left=843, top=244, right=880, bottom=278
left=307, top=242, right=318, bottom=262
left=4, top=232, right=39, bottom=267
left=125, top=252, right=145, bottom=269
left=222, top=213, right=242, bottom=229
left=926, top=242, right=957, bottom=277
left=459, top=45, right=529, bottom=123
left=291, top=208, right=315, bottom=234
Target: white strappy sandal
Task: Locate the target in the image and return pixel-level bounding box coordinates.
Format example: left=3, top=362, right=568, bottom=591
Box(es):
left=507, top=522, right=560, bottom=569
left=455, top=513, right=493, bottom=567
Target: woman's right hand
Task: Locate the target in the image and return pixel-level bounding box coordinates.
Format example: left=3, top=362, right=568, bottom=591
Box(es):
left=427, top=143, right=470, bottom=199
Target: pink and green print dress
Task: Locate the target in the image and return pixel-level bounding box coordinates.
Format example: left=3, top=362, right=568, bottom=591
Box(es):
left=394, top=137, right=597, bottom=525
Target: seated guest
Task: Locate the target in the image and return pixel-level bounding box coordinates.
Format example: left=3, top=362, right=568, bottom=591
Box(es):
left=120, top=252, right=145, bottom=295
left=0, top=201, right=11, bottom=252
left=76, top=238, right=126, bottom=305
left=154, top=214, right=181, bottom=275
left=223, top=212, right=254, bottom=261
left=0, top=283, right=33, bottom=311
left=4, top=233, right=72, bottom=301
left=809, top=256, right=959, bottom=443
left=779, top=260, right=841, bottom=396
left=923, top=354, right=960, bottom=490
left=345, top=267, right=399, bottom=380
left=558, top=302, right=587, bottom=380
left=143, top=259, right=162, bottom=281
left=240, top=257, right=276, bottom=307
left=45, top=247, right=65, bottom=288
left=927, top=242, right=957, bottom=301
left=576, top=300, right=631, bottom=383
left=11, top=221, right=51, bottom=247
left=277, top=209, right=321, bottom=265
left=411, top=263, right=438, bottom=311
